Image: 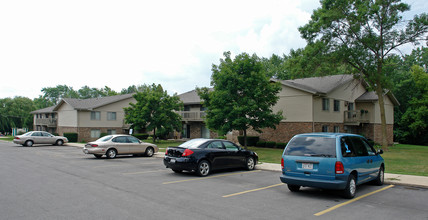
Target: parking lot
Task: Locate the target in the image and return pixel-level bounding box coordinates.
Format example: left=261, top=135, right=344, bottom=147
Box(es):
left=1, top=141, right=427, bottom=220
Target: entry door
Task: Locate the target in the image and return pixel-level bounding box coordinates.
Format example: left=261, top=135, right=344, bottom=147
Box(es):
left=186, top=125, right=191, bottom=138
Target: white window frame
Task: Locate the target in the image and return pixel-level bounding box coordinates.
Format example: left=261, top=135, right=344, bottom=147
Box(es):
left=91, top=111, right=101, bottom=120
left=91, top=129, right=101, bottom=138
left=107, top=112, right=117, bottom=121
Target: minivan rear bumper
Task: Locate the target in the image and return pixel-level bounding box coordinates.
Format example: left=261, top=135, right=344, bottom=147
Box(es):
left=280, top=174, right=348, bottom=190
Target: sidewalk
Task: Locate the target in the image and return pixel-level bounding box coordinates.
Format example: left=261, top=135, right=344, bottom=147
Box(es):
left=257, top=162, right=428, bottom=188
left=66, top=143, right=428, bottom=188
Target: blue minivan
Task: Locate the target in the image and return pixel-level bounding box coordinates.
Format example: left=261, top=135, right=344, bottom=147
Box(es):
left=280, top=133, right=384, bottom=198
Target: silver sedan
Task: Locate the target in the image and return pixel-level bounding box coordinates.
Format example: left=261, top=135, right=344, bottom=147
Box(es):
left=13, top=131, right=68, bottom=147
left=83, top=134, right=158, bottom=159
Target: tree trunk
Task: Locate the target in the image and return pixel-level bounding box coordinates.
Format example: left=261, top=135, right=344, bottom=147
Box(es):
left=375, top=85, right=388, bottom=150
left=153, top=127, right=157, bottom=143
left=243, top=129, right=247, bottom=149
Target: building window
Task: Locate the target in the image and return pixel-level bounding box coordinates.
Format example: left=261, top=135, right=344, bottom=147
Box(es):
left=91, top=129, right=101, bottom=138
left=334, top=126, right=340, bottom=133
left=334, top=100, right=340, bottom=112
left=322, top=125, right=329, bottom=132
left=322, top=98, right=330, bottom=111
left=107, top=129, right=117, bottom=135
left=91, top=111, right=101, bottom=120
left=107, top=112, right=116, bottom=121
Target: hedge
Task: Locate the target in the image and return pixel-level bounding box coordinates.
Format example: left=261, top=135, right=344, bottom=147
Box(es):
left=64, top=133, right=78, bottom=142
left=265, top=141, right=276, bottom=148
left=276, top=142, right=288, bottom=149
left=237, top=136, right=259, bottom=146
left=133, top=133, right=150, bottom=140
left=256, top=141, right=266, bottom=147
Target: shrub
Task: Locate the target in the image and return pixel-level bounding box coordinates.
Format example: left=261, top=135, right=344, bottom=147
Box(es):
left=265, top=141, right=276, bottom=148
left=256, top=141, right=266, bottom=147
left=276, top=142, right=288, bottom=149
left=133, top=133, right=150, bottom=140
left=100, top=133, right=108, bottom=138
left=238, top=136, right=259, bottom=146
left=217, top=136, right=226, bottom=139
left=64, top=133, right=78, bottom=142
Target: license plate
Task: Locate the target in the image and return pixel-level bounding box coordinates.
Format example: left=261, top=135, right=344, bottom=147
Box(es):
left=302, top=163, right=313, bottom=169
left=170, top=159, right=176, bottom=163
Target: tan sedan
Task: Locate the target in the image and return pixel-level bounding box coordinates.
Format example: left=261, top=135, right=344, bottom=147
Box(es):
left=83, top=134, right=158, bottom=159
left=13, top=131, right=68, bottom=146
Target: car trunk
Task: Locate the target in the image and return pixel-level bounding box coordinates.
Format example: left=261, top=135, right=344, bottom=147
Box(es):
left=284, top=156, right=337, bottom=181
left=166, top=147, right=186, bottom=157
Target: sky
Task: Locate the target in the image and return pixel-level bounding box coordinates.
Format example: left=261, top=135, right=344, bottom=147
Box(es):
left=0, top=0, right=427, bottom=99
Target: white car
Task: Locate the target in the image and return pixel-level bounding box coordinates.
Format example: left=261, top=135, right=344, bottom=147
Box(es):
left=13, top=131, right=68, bottom=147
left=83, top=134, right=158, bottom=159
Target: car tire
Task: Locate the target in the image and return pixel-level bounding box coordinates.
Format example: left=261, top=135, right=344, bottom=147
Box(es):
left=373, top=166, right=384, bottom=186
left=287, top=184, right=300, bottom=192
left=172, top=169, right=183, bottom=173
left=55, top=140, right=64, bottom=146
left=196, top=160, right=211, bottom=177
left=343, top=174, right=357, bottom=199
left=106, top=149, right=117, bottom=159
left=25, top=140, right=34, bottom=147
left=245, top=156, right=255, bottom=170
left=145, top=147, right=154, bottom=157
left=94, top=155, right=103, bottom=159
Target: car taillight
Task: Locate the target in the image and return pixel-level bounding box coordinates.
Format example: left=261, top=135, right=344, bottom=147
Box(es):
left=91, top=144, right=98, bottom=147
left=14, top=137, right=20, bottom=139
left=281, top=158, right=284, bottom=170
left=165, top=148, right=168, bottom=155
left=335, top=161, right=344, bottom=174
left=182, top=149, right=194, bottom=157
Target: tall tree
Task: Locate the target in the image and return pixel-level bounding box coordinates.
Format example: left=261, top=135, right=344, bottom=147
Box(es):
left=124, top=84, right=182, bottom=142
left=0, top=97, right=35, bottom=132
left=298, top=0, right=428, bottom=149
left=41, top=85, right=78, bottom=104
left=198, top=52, right=283, bottom=148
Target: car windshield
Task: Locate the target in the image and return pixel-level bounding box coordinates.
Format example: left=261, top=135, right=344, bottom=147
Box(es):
left=94, top=135, right=113, bottom=142
left=284, top=136, right=336, bottom=157
left=178, top=139, right=208, bottom=149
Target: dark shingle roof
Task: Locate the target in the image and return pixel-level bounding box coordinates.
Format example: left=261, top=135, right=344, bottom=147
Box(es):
left=53, top=93, right=135, bottom=111
left=30, top=106, right=56, bottom=114
left=274, top=74, right=355, bottom=95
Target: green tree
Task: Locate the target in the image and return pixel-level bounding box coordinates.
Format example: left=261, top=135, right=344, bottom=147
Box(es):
left=198, top=52, right=283, bottom=148
left=398, top=65, right=428, bottom=145
left=124, top=84, right=182, bottom=142
left=298, top=0, right=428, bottom=149
left=41, top=85, right=78, bottom=104
left=0, top=97, right=35, bottom=133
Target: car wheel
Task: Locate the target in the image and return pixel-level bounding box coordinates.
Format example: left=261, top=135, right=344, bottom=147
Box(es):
left=245, top=156, right=255, bottom=170
left=373, top=166, right=384, bottom=186
left=94, top=155, right=103, bottom=159
left=172, top=169, right=183, bottom=173
left=55, top=140, right=64, bottom=146
left=145, top=147, right=154, bottom=157
left=106, top=149, right=117, bottom=159
left=343, top=174, right=357, bottom=199
left=196, top=160, right=211, bottom=177
left=25, top=140, right=34, bottom=147
left=287, top=184, right=300, bottom=192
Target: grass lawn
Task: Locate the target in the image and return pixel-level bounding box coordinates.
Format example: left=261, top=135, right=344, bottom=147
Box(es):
left=0, top=136, right=15, bottom=142
left=143, top=139, right=184, bottom=152
left=381, top=144, right=428, bottom=176
left=248, top=144, right=428, bottom=177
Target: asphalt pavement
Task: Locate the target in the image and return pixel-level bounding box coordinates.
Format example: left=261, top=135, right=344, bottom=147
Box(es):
left=65, top=142, right=428, bottom=189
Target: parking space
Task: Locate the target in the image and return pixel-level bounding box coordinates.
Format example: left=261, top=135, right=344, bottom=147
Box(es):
left=1, top=142, right=427, bottom=219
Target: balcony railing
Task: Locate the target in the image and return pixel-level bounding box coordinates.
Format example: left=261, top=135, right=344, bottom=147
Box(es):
left=344, top=110, right=370, bottom=124
left=35, top=118, right=57, bottom=127
left=177, top=111, right=206, bottom=121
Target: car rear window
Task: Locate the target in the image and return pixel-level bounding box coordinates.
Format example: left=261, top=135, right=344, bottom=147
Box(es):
left=178, top=139, right=208, bottom=149
left=284, top=136, right=336, bottom=157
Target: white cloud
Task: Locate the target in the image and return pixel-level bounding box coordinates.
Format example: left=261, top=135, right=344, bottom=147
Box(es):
left=0, top=0, right=425, bottom=100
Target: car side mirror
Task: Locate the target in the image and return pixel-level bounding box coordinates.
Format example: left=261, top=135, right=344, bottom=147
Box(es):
left=377, top=149, right=383, bottom=155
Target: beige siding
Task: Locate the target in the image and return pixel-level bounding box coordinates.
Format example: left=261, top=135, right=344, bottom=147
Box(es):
left=57, top=103, right=78, bottom=127
left=273, top=85, right=313, bottom=122
left=373, top=96, right=395, bottom=124
left=314, top=80, right=366, bottom=123
left=78, top=98, right=135, bottom=128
